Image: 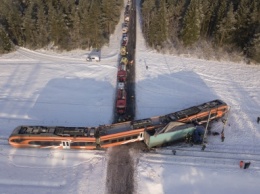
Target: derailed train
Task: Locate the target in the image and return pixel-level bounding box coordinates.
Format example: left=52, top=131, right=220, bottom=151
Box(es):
left=9, top=99, right=229, bottom=150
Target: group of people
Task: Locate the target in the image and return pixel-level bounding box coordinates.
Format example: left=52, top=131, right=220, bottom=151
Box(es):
left=240, top=161, right=251, bottom=169
left=172, top=117, right=255, bottom=170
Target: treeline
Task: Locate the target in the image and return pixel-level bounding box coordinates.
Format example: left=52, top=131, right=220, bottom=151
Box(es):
left=0, top=0, right=123, bottom=53
left=141, top=0, right=260, bottom=63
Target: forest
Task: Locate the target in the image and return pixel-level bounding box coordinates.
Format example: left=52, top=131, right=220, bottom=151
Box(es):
left=0, top=0, right=259, bottom=63
left=0, top=0, right=123, bottom=52
left=141, top=0, right=260, bottom=63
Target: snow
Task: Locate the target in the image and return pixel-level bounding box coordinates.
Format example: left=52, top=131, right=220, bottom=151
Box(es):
left=0, top=0, right=260, bottom=193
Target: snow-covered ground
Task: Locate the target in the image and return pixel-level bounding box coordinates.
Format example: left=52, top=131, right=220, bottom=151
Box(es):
left=0, top=0, right=260, bottom=193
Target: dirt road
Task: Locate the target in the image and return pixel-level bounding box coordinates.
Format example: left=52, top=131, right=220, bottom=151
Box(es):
left=106, top=145, right=134, bottom=194
left=105, top=142, right=146, bottom=194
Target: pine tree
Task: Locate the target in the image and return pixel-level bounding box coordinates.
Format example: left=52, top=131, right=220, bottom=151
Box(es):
left=141, top=0, right=156, bottom=42
left=70, top=4, right=81, bottom=48
left=87, top=0, right=103, bottom=49
left=200, top=0, right=218, bottom=38
left=48, top=1, right=69, bottom=49
left=157, top=0, right=167, bottom=44
left=181, top=0, right=203, bottom=46
left=247, top=31, right=260, bottom=63
left=36, top=0, right=49, bottom=48
left=165, top=0, right=186, bottom=42
left=101, top=0, right=123, bottom=38
left=22, top=1, right=38, bottom=48
left=215, top=3, right=236, bottom=46
left=209, top=0, right=228, bottom=39
left=0, top=25, right=13, bottom=53
left=234, top=0, right=252, bottom=48
left=5, top=2, right=24, bottom=46
left=79, top=0, right=92, bottom=49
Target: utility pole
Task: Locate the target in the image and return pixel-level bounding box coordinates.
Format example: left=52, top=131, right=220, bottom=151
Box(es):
left=202, top=110, right=211, bottom=147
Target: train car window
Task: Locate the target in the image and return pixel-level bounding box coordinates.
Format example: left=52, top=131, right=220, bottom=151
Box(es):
left=86, top=142, right=95, bottom=145
left=10, top=139, right=23, bottom=143
left=28, top=141, right=60, bottom=146
left=71, top=142, right=86, bottom=146
left=29, top=141, right=41, bottom=145
left=125, top=137, right=131, bottom=140
left=103, top=140, right=110, bottom=144
left=210, top=113, right=217, bottom=118
left=70, top=142, right=78, bottom=146
left=43, top=141, right=54, bottom=146
left=118, top=138, right=124, bottom=142
left=111, top=139, right=117, bottom=143
left=132, top=119, right=152, bottom=129
left=168, top=114, right=177, bottom=121
left=50, top=141, right=60, bottom=146
left=19, top=127, right=28, bottom=134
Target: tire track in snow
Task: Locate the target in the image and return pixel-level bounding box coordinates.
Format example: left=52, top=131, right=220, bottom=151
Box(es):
left=0, top=179, right=66, bottom=187
left=16, top=47, right=118, bottom=68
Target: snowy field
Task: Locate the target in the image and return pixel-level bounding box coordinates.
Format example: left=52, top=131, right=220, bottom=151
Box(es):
left=1, top=0, right=260, bottom=193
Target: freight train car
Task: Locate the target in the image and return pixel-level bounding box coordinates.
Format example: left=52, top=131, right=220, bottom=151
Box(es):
left=144, top=122, right=206, bottom=148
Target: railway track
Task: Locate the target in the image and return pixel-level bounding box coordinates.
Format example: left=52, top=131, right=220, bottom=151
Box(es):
left=141, top=147, right=260, bottom=171
left=0, top=137, right=9, bottom=146
left=166, top=143, right=260, bottom=155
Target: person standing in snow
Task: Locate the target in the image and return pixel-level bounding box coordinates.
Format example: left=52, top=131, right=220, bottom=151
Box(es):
left=257, top=117, right=260, bottom=124
left=221, top=132, right=225, bottom=142
left=244, top=162, right=251, bottom=169
left=201, top=144, right=206, bottom=151
left=240, top=161, right=244, bottom=168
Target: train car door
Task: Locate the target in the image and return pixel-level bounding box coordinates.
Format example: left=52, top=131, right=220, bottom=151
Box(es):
left=62, top=141, right=70, bottom=149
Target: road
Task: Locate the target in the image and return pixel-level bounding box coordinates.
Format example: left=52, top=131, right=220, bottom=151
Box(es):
left=114, top=0, right=136, bottom=123
left=107, top=1, right=138, bottom=194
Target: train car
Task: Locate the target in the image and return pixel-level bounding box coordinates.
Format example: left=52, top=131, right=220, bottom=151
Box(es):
left=144, top=122, right=196, bottom=148
left=97, top=120, right=163, bottom=148
left=9, top=99, right=229, bottom=150
left=8, top=126, right=97, bottom=149
left=159, top=99, right=228, bottom=125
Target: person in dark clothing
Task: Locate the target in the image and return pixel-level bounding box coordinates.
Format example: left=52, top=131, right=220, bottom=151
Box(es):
left=192, top=121, right=199, bottom=126
left=185, top=133, right=192, bottom=143
left=201, top=144, right=206, bottom=151
left=172, top=150, right=176, bottom=155
left=193, top=126, right=205, bottom=144
left=221, top=132, right=225, bottom=142
left=257, top=117, right=260, bottom=124
left=244, top=162, right=251, bottom=169
left=212, top=132, right=220, bottom=136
